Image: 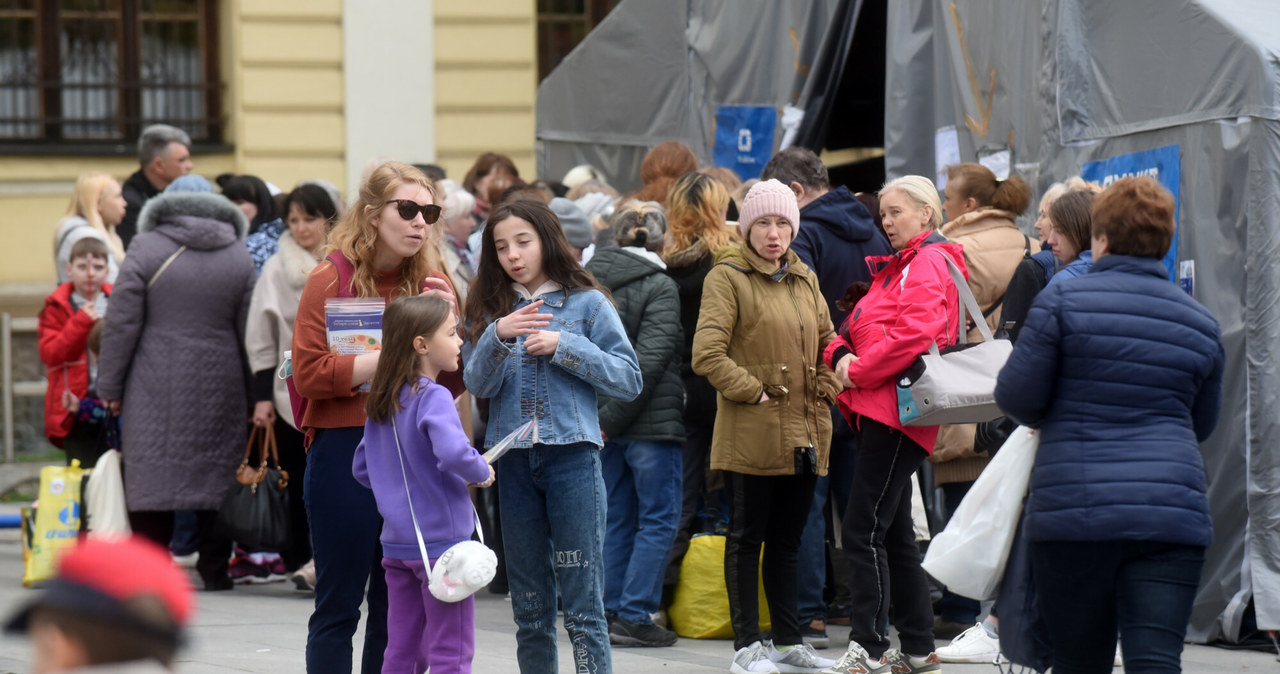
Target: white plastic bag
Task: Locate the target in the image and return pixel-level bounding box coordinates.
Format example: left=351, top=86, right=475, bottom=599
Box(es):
left=922, top=426, right=1038, bottom=600
left=84, top=449, right=131, bottom=538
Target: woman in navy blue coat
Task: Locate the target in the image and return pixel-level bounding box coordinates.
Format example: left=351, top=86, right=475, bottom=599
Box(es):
left=995, top=176, right=1224, bottom=674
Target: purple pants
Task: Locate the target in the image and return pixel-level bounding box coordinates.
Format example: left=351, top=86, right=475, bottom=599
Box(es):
left=381, top=557, right=475, bottom=674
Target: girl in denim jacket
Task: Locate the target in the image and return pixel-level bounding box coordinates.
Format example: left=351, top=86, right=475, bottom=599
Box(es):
left=463, top=199, right=642, bottom=674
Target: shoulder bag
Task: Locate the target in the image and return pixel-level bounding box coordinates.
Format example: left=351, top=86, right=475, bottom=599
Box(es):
left=896, top=254, right=1013, bottom=427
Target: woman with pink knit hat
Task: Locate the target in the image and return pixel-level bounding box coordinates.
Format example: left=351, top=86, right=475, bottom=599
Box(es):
left=692, top=179, right=842, bottom=674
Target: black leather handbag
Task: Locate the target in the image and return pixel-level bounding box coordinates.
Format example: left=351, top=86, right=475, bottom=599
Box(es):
left=218, top=424, right=292, bottom=550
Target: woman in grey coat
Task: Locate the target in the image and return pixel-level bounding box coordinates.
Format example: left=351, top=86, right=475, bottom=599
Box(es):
left=98, top=189, right=256, bottom=591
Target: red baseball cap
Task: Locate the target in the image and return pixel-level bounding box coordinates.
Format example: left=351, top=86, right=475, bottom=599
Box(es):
left=5, top=536, right=195, bottom=643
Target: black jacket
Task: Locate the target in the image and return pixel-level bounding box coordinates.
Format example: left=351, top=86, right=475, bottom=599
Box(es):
left=585, top=247, right=685, bottom=442
left=119, top=169, right=161, bottom=249
left=663, top=240, right=718, bottom=420
left=793, top=186, right=893, bottom=330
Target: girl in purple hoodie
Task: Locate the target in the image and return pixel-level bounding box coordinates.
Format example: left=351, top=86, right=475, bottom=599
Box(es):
left=354, top=295, right=495, bottom=674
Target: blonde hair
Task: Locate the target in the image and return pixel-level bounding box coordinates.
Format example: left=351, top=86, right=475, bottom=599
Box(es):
left=326, top=161, right=456, bottom=303
left=663, top=172, right=737, bottom=257
left=879, top=175, right=943, bottom=230
left=62, top=172, right=126, bottom=262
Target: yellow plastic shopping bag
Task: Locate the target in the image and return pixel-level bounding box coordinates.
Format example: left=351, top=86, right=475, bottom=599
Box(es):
left=23, top=460, right=88, bottom=587
left=667, top=534, right=771, bottom=639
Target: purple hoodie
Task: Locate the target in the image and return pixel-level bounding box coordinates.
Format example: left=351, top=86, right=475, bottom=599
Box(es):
left=354, top=377, right=490, bottom=559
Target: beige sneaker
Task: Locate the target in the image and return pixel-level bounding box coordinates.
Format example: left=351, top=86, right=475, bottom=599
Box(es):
left=289, top=559, right=316, bottom=591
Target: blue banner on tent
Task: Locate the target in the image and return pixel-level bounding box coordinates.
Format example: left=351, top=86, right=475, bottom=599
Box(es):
left=1080, top=144, right=1181, bottom=281
left=714, top=105, right=776, bottom=180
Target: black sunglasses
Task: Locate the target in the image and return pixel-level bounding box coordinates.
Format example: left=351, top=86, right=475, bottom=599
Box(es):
left=389, top=199, right=441, bottom=224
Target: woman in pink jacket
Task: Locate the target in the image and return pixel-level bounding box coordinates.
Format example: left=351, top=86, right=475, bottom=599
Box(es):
left=819, top=176, right=965, bottom=674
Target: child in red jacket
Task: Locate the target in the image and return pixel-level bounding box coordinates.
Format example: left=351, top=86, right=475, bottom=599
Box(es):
left=38, top=237, right=112, bottom=467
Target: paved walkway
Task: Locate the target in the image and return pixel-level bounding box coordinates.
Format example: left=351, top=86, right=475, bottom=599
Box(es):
left=0, top=513, right=1274, bottom=672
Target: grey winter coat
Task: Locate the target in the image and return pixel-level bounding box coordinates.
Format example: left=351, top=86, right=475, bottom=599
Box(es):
left=585, top=246, right=685, bottom=443
left=97, top=192, right=256, bottom=511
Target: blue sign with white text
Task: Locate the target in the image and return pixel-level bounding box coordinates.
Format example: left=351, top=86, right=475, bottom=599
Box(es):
left=1080, top=144, right=1180, bottom=281
left=714, top=106, right=776, bottom=180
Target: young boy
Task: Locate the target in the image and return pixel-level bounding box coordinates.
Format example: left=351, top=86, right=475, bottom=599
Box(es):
left=4, top=536, right=194, bottom=673
left=38, top=237, right=112, bottom=467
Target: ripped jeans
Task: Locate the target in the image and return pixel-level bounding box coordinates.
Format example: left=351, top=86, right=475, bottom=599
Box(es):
left=497, top=442, right=611, bottom=674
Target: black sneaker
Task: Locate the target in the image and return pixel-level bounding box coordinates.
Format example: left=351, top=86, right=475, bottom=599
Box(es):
left=609, top=617, right=678, bottom=647
left=801, top=619, right=830, bottom=649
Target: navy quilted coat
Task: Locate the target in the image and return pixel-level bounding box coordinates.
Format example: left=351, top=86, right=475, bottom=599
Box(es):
left=994, top=255, right=1224, bottom=547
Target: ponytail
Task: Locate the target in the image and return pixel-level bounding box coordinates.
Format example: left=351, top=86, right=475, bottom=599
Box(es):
left=946, top=163, right=1032, bottom=215
left=990, top=175, right=1032, bottom=215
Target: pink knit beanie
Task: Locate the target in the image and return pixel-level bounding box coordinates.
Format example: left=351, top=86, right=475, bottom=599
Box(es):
left=738, top=179, right=801, bottom=240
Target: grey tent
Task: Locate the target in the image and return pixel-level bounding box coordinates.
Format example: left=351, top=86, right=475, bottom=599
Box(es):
left=883, top=0, right=1279, bottom=643
left=537, top=0, right=1279, bottom=645
left=536, top=0, right=841, bottom=192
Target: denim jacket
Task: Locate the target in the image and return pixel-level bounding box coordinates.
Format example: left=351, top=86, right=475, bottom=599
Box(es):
left=464, top=286, right=642, bottom=449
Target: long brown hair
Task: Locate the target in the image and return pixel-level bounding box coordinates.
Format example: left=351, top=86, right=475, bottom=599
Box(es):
left=1047, top=189, right=1096, bottom=261
left=465, top=199, right=607, bottom=343
left=365, top=295, right=455, bottom=423
left=663, top=171, right=737, bottom=258
left=325, top=161, right=456, bottom=302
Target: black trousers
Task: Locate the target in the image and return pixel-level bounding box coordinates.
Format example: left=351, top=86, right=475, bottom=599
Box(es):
left=274, top=417, right=312, bottom=572
left=841, top=417, right=935, bottom=659
left=130, top=509, right=232, bottom=587
left=724, top=469, right=817, bottom=650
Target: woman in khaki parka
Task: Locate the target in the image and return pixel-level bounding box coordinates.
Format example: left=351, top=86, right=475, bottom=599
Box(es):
left=692, top=179, right=840, bottom=674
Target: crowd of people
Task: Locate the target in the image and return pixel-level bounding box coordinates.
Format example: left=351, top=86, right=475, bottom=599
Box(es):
left=26, top=122, right=1223, bottom=674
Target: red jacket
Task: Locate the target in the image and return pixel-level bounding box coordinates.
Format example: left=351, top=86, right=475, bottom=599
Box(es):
left=823, top=230, right=965, bottom=452
left=38, top=282, right=111, bottom=447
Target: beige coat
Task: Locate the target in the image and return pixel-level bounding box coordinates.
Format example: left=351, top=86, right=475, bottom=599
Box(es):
left=692, top=243, right=840, bottom=476
left=245, top=231, right=319, bottom=429
left=932, top=208, right=1039, bottom=484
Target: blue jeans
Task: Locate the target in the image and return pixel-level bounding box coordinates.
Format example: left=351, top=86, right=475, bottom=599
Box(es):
left=601, top=439, right=682, bottom=624
left=304, top=427, right=388, bottom=674
left=498, top=442, right=611, bottom=674
left=1032, top=540, right=1205, bottom=674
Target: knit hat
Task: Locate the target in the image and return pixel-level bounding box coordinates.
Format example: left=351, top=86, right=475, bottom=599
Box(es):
left=5, top=536, right=195, bottom=644
left=738, top=179, right=800, bottom=241
left=549, top=197, right=594, bottom=248
left=164, top=174, right=214, bottom=193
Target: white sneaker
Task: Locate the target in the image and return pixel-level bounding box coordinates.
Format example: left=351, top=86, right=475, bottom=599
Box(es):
left=769, top=642, right=837, bottom=673
left=936, top=622, right=1005, bottom=664
left=732, top=640, right=781, bottom=674
left=817, top=641, right=884, bottom=674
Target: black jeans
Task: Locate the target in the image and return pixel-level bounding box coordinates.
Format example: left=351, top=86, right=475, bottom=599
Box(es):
left=842, top=417, right=934, bottom=659
left=724, top=469, right=817, bottom=650
left=1033, top=540, right=1205, bottom=674
left=129, top=509, right=231, bottom=587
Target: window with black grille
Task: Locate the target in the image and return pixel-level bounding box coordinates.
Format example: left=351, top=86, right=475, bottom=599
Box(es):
left=0, top=0, right=221, bottom=146
left=537, top=0, right=618, bottom=82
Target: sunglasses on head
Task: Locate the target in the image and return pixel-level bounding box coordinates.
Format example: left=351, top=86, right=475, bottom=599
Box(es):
left=389, top=199, right=441, bottom=224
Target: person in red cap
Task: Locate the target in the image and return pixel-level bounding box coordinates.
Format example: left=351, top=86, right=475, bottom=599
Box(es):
left=5, top=536, right=194, bottom=673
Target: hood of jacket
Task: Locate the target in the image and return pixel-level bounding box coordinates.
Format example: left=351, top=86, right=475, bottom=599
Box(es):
left=588, top=246, right=665, bottom=290
left=865, top=230, right=965, bottom=280
left=663, top=238, right=713, bottom=269
left=713, top=240, right=812, bottom=280
left=801, top=185, right=882, bottom=243
left=136, top=191, right=249, bottom=250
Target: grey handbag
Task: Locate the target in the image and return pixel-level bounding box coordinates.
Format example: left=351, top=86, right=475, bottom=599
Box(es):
left=896, top=255, right=1013, bottom=426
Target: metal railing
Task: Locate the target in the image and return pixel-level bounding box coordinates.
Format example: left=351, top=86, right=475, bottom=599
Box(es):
left=1, top=313, right=44, bottom=463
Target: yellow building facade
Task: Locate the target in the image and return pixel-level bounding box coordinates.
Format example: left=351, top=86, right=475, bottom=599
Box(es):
left=0, top=0, right=537, bottom=317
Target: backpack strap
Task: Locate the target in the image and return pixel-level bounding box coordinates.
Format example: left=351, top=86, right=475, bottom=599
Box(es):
left=326, top=251, right=356, bottom=298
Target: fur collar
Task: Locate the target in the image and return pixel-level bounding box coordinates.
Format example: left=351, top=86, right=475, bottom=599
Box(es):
left=137, top=191, right=249, bottom=242
left=663, top=238, right=711, bottom=268
left=275, top=231, right=321, bottom=290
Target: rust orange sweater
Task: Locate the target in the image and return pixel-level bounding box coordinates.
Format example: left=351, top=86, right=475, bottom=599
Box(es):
left=292, top=261, right=462, bottom=431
